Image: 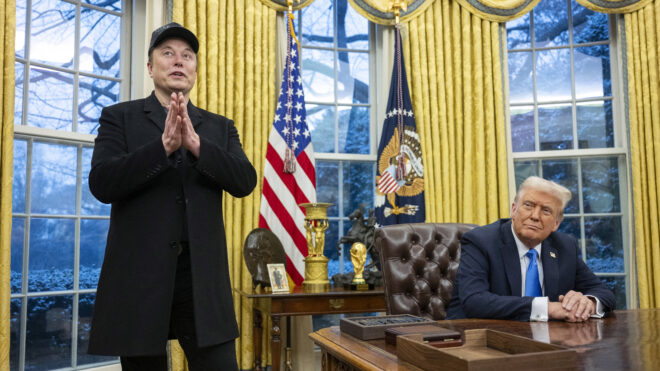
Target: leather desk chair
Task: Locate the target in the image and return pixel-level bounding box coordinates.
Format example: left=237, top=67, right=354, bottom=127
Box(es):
left=375, top=223, right=476, bottom=320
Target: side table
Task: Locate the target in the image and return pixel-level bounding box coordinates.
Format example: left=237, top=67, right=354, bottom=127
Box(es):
left=235, top=286, right=386, bottom=371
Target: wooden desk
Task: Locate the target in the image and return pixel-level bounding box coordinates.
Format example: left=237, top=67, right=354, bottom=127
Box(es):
left=236, top=286, right=386, bottom=371
left=310, top=309, right=660, bottom=370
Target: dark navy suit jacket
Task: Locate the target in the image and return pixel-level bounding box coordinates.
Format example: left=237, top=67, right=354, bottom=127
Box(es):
left=446, top=219, right=615, bottom=321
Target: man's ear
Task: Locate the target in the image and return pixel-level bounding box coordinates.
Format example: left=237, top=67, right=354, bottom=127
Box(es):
left=552, top=216, right=563, bottom=232
left=147, top=61, right=153, bottom=78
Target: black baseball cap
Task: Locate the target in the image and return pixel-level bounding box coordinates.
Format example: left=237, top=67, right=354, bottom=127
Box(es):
left=148, top=22, right=199, bottom=55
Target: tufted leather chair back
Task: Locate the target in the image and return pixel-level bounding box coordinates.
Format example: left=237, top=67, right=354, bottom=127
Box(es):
left=375, top=223, right=476, bottom=320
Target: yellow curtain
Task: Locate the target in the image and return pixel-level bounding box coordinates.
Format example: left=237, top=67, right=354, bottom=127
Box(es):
left=403, top=0, right=509, bottom=224
left=172, top=0, right=276, bottom=369
left=0, top=1, right=15, bottom=369
left=625, top=1, right=660, bottom=308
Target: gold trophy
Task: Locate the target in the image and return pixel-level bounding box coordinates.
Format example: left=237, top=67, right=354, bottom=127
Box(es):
left=300, top=203, right=332, bottom=292
left=349, top=242, right=370, bottom=290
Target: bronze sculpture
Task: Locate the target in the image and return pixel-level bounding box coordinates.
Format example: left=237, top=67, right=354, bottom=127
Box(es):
left=243, top=228, right=287, bottom=289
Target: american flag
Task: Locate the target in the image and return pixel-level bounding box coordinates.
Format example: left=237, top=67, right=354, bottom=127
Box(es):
left=259, top=14, right=316, bottom=286
left=374, top=27, right=425, bottom=226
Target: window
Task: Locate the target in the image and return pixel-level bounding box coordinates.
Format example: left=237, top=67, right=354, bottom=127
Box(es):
left=507, top=0, right=630, bottom=308
left=12, top=0, right=128, bottom=369
left=298, top=0, right=376, bottom=278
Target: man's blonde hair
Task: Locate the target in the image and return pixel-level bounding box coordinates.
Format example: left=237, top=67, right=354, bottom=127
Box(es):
left=514, top=176, right=572, bottom=217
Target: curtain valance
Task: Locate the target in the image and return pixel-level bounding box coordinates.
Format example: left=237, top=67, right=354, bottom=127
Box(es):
left=453, top=0, right=541, bottom=22
left=454, top=0, right=650, bottom=22
left=258, top=0, right=316, bottom=11
left=575, top=0, right=652, bottom=14
left=347, top=0, right=436, bottom=25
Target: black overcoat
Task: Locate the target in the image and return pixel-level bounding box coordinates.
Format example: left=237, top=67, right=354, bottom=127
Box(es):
left=87, top=92, right=257, bottom=356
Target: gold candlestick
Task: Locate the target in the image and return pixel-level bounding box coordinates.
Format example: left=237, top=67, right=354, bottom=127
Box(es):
left=300, top=202, right=332, bottom=292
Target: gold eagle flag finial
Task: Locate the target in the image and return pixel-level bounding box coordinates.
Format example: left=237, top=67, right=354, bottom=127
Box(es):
left=287, top=0, right=293, bottom=12
left=390, top=0, right=408, bottom=25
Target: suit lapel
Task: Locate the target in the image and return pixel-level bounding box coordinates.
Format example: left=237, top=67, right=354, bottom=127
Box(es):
left=144, top=92, right=166, bottom=132
left=500, top=220, right=522, bottom=296
left=187, top=101, right=203, bottom=129
left=541, top=240, right=559, bottom=300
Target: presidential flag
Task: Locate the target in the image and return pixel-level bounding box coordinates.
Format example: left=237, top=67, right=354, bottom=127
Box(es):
left=374, top=27, right=425, bottom=226
left=259, top=13, right=316, bottom=286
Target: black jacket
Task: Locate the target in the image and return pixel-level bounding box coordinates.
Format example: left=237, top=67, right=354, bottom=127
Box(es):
left=88, top=92, right=256, bottom=355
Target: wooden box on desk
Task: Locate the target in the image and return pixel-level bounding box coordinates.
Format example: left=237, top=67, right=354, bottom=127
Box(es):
left=384, top=323, right=461, bottom=346
left=397, top=329, right=578, bottom=371
left=339, top=314, right=434, bottom=340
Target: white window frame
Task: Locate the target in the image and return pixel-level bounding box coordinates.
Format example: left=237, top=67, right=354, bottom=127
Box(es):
left=11, top=1, right=132, bottom=369
left=503, top=4, right=635, bottom=308
left=297, top=1, right=379, bottom=274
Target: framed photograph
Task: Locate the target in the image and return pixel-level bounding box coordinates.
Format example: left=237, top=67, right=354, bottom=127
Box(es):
left=267, top=263, right=289, bottom=293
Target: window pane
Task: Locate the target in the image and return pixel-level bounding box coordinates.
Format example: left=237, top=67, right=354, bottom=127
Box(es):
left=15, top=62, right=24, bottom=125
left=572, top=0, right=609, bottom=43
left=337, top=52, right=369, bottom=104
left=82, top=147, right=111, bottom=215
left=343, top=162, right=374, bottom=217
left=308, top=104, right=335, bottom=153
left=507, top=12, right=530, bottom=49
left=514, top=160, right=539, bottom=189
left=301, top=0, right=334, bottom=47
left=582, top=157, right=620, bottom=213
left=31, top=142, right=77, bottom=215
left=340, top=0, right=368, bottom=50
left=12, top=139, right=26, bottom=213
left=80, top=9, right=121, bottom=77
left=11, top=217, right=24, bottom=294
left=558, top=217, right=581, bottom=253
left=27, top=67, right=74, bottom=131
left=575, top=45, right=611, bottom=99
left=510, top=106, right=534, bottom=152
left=508, top=51, right=533, bottom=104
left=26, top=295, right=73, bottom=370
left=80, top=219, right=109, bottom=289
left=585, top=217, right=623, bottom=273
left=78, top=293, right=117, bottom=365
left=538, top=104, right=573, bottom=150
left=534, top=1, right=569, bottom=47
left=316, top=161, right=339, bottom=217
left=10, top=299, right=21, bottom=370
left=536, top=49, right=571, bottom=102
left=84, top=0, right=122, bottom=11
left=577, top=100, right=613, bottom=149
left=326, top=220, right=341, bottom=277
left=339, top=106, right=369, bottom=154
left=302, top=48, right=335, bottom=102
left=542, top=158, right=579, bottom=214
left=29, top=218, right=75, bottom=292
left=600, top=276, right=626, bottom=309
left=78, top=77, right=120, bottom=135
left=30, top=0, right=76, bottom=68
left=16, top=1, right=26, bottom=58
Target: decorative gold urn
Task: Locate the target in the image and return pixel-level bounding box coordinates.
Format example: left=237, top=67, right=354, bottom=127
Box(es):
left=300, top=202, right=332, bottom=292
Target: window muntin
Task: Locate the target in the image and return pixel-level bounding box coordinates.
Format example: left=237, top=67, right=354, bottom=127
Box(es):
left=298, top=0, right=376, bottom=278
left=11, top=0, right=126, bottom=369
left=507, top=0, right=629, bottom=308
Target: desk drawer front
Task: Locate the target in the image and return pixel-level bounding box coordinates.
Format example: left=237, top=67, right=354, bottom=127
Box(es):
left=271, top=295, right=386, bottom=315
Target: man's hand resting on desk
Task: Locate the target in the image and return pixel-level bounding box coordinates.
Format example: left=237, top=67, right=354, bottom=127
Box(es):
left=549, top=290, right=596, bottom=322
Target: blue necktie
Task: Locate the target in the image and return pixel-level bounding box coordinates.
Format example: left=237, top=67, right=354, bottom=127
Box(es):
left=525, top=249, right=542, bottom=297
